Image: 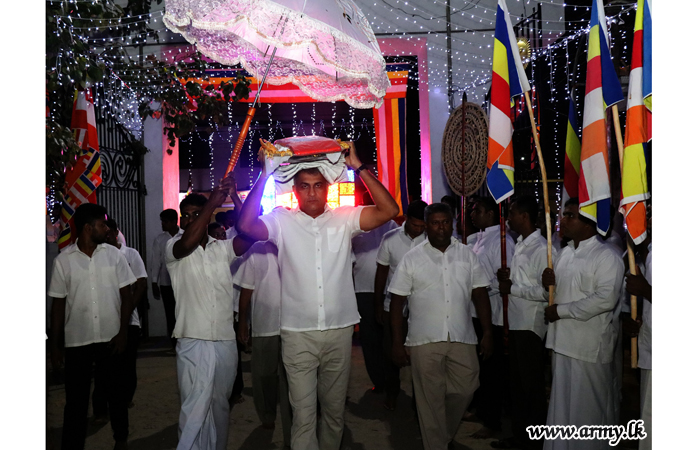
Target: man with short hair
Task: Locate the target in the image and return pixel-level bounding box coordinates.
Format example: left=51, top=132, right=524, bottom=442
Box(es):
left=207, top=222, right=226, bottom=241
left=238, top=142, right=399, bottom=450
left=166, top=178, right=251, bottom=450
left=49, top=203, right=136, bottom=450
left=492, top=195, right=555, bottom=450
left=469, top=196, right=515, bottom=438
left=389, top=202, right=493, bottom=450
left=235, top=240, right=293, bottom=447
left=150, top=208, right=181, bottom=350
left=541, top=197, right=624, bottom=450
left=374, top=199, right=427, bottom=410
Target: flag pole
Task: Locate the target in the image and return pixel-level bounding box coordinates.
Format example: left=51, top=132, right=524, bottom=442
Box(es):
left=461, top=92, right=467, bottom=244
left=612, top=104, right=639, bottom=369
left=523, top=91, right=555, bottom=305
left=500, top=201, right=509, bottom=350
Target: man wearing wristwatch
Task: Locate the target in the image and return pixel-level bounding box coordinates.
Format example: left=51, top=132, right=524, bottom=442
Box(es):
left=238, top=142, right=399, bottom=450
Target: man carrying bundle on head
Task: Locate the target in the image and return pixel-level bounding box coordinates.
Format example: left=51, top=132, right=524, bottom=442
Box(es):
left=541, top=197, right=624, bottom=450
left=238, top=137, right=399, bottom=450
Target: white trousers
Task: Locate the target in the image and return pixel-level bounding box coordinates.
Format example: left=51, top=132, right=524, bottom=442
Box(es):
left=176, top=338, right=238, bottom=450
left=544, top=352, right=616, bottom=450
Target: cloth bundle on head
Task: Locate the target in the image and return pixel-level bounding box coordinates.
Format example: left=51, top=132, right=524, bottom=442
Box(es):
left=261, top=136, right=350, bottom=194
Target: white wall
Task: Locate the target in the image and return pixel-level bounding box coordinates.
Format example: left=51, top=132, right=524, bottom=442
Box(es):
left=142, top=114, right=168, bottom=337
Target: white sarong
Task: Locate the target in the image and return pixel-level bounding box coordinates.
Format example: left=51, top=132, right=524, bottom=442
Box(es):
left=176, top=338, right=238, bottom=450
left=544, top=352, right=616, bottom=450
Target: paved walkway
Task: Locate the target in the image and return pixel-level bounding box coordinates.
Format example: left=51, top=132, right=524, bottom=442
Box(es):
left=46, top=335, right=640, bottom=449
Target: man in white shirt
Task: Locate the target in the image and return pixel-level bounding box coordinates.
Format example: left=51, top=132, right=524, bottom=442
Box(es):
left=389, top=202, right=493, bottom=450
left=150, top=208, right=181, bottom=350
left=374, top=199, right=427, bottom=410
left=493, top=195, right=555, bottom=450
left=235, top=240, right=292, bottom=447
left=541, top=197, right=624, bottom=450
left=625, top=237, right=652, bottom=450
left=49, top=203, right=136, bottom=450
left=238, top=142, right=399, bottom=450
left=469, top=196, right=515, bottom=438
left=165, top=180, right=251, bottom=450
left=351, top=192, right=399, bottom=395
left=93, top=218, right=149, bottom=420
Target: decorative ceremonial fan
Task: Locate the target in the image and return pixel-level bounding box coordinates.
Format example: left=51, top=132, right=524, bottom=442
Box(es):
left=441, top=101, right=489, bottom=197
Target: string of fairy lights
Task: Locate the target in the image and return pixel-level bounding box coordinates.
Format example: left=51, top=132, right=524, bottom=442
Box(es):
left=48, top=0, right=640, bottom=210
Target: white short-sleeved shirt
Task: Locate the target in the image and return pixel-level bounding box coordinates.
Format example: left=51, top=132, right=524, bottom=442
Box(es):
left=376, top=224, right=427, bottom=311
left=149, top=230, right=182, bottom=286
left=545, top=236, right=624, bottom=364
left=261, top=205, right=365, bottom=331
left=226, top=226, right=238, bottom=240
left=48, top=241, right=137, bottom=347
left=165, top=234, right=239, bottom=341
left=352, top=220, right=399, bottom=293
left=388, top=238, right=491, bottom=346
left=508, top=232, right=557, bottom=339
left=233, top=241, right=282, bottom=337
left=472, top=224, right=515, bottom=326
left=638, top=245, right=652, bottom=369
left=119, top=245, right=148, bottom=327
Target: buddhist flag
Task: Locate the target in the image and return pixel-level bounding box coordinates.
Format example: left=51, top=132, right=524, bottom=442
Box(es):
left=486, top=0, right=531, bottom=204
left=578, top=0, right=623, bottom=235
left=619, top=0, right=651, bottom=244
left=58, top=88, right=102, bottom=250
left=374, top=97, right=409, bottom=216
left=562, top=95, right=582, bottom=208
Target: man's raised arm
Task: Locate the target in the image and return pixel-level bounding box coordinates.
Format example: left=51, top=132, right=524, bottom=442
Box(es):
left=237, top=150, right=270, bottom=242
left=344, top=143, right=399, bottom=231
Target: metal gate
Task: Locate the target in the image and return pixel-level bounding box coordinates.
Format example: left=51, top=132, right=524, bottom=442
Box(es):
left=94, top=105, right=147, bottom=257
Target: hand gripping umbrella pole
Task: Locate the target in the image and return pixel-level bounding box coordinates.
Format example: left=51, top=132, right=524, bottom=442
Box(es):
left=224, top=47, right=278, bottom=177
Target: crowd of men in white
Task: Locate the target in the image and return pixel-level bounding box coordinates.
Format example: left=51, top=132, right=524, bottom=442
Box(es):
left=49, top=143, right=652, bottom=450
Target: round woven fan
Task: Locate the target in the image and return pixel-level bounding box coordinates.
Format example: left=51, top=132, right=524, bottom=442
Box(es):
left=441, top=101, right=489, bottom=196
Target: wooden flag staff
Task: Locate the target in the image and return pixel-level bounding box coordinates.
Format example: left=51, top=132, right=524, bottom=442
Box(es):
left=611, top=104, right=639, bottom=369
left=523, top=91, right=555, bottom=305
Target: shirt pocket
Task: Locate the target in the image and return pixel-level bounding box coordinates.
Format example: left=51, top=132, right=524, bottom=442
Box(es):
left=326, top=226, right=346, bottom=253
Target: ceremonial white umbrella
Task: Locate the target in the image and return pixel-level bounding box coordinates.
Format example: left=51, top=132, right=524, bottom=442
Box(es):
left=163, top=0, right=390, bottom=174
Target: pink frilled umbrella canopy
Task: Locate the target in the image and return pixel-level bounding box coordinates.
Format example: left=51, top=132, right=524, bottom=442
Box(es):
left=163, top=0, right=390, bottom=109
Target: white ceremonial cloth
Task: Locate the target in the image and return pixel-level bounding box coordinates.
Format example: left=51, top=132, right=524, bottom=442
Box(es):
left=546, top=236, right=624, bottom=364
left=471, top=224, right=515, bottom=326
left=176, top=338, right=237, bottom=450
left=165, top=235, right=239, bottom=341
left=261, top=204, right=365, bottom=331
left=376, top=223, right=427, bottom=311
left=508, top=231, right=557, bottom=339
left=233, top=241, right=282, bottom=337
left=264, top=151, right=348, bottom=195
left=544, top=352, right=616, bottom=450
left=150, top=229, right=182, bottom=286
left=120, top=244, right=148, bottom=327
left=388, top=238, right=491, bottom=346
left=48, top=241, right=136, bottom=347
left=638, top=245, right=652, bottom=370
left=351, top=220, right=399, bottom=293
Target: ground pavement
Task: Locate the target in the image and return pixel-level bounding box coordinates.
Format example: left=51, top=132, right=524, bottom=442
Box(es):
left=46, top=334, right=641, bottom=449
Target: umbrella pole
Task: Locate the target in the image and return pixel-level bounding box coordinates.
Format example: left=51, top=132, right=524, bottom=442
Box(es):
left=224, top=47, right=278, bottom=176
left=612, top=103, right=639, bottom=369
left=524, top=92, right=554, bottom=305
left=461, top=94, right=467, bottom=244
